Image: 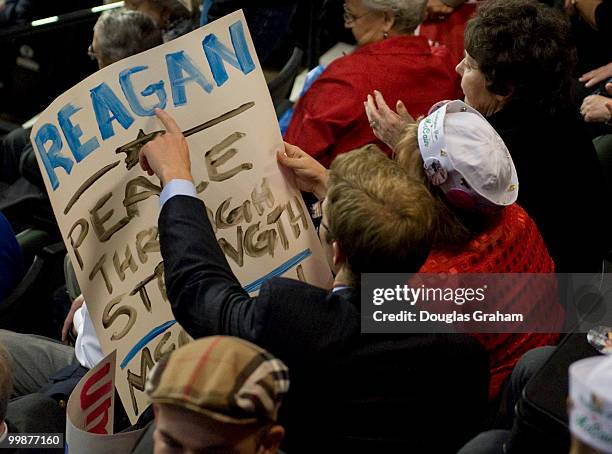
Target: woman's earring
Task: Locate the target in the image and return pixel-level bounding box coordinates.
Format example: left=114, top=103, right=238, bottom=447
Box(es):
left=383, top=31, right=389, bottom=38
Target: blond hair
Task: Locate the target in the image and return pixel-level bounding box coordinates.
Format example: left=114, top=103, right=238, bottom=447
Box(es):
left=327, top=145, right=436, bottom=281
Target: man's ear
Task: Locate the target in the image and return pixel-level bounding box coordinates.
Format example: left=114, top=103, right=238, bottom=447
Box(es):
left=332, top=241, right=346, bottom=268
left=259, top=425, right=285, bottom=454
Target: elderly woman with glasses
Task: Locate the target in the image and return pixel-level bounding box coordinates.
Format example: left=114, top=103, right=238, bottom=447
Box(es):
left=284, top=0, right=459, bottom=168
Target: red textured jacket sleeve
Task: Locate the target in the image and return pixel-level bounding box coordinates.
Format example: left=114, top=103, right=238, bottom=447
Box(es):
left=284, top=73, right=361, bottom=168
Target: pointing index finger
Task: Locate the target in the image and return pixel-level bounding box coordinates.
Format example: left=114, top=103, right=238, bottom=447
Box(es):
left=154, top=108, right=181, bottom=133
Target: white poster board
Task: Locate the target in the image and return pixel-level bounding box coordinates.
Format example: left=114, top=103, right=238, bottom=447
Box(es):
left=32, top=11, right=332, bottom=423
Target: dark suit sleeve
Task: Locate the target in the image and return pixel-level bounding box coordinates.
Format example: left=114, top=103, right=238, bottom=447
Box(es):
left=158, top=195, right=267, bottom=341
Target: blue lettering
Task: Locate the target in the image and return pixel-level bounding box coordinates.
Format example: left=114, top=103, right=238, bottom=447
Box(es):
left=203, top=21, right=255, bottom=87
left=57, top=103, right=100, bottom=163
left=90, top=83, right=135, bottom=140
left=34, top=124, right=72, bottom=190
left=166, top=51, right=213, bottom=107
left=119, top=66, right=167, bottom=117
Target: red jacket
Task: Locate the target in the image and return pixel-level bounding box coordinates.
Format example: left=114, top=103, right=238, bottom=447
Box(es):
left=419, top=3, right=478, bottom=66
left=284, top=35, right=459, bottom=167
left=420, top=204, right=562, bottom=400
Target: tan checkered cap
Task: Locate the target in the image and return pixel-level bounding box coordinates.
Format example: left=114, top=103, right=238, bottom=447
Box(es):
left=146, top=336, right=289, bottom=424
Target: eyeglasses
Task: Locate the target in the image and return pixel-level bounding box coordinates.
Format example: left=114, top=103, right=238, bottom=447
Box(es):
left=343, top=5, right=374, bottom=25
left=316, top=220, right=331, bottom=238
left=87, top=44, right=96, bottom=61
left=311, top=199, right=331, bottom=238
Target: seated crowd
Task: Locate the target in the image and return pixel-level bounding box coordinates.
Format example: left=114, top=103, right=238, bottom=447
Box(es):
left=1, top=0, right=612, bottom=453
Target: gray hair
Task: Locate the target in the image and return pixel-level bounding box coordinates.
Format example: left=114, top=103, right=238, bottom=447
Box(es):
left=94, top=9, right=163, bottom=66
left=362, top=0, right=427, bottom=33
left=0, top=345, right=13, bottom=422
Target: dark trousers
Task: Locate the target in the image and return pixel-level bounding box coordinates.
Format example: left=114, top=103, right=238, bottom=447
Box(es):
left=459, top=346, right=556, bottom=454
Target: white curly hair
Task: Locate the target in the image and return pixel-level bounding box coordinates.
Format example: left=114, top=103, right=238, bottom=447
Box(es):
left=362, top=0, right=427, bottom=33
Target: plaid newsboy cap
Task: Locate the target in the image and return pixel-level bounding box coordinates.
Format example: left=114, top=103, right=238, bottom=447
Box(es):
left=145, top=336, right=289, bottom=424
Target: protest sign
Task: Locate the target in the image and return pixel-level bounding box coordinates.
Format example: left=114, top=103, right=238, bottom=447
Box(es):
left=32, top=10, right=333, bottom=423
left=65, top=351, right=145, bottom=453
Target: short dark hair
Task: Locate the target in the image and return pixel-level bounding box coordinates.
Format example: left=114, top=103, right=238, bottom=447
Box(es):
left=149, top=0, right=195, bottom=20
left=327, top=146, right=436, bottom=280
left=464, top=0, right=576, bottom=114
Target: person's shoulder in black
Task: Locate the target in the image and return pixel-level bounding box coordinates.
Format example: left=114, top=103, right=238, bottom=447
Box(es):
left=159, top=194, right=360, bottom=363
left=489, top=104, right=610, bottom=271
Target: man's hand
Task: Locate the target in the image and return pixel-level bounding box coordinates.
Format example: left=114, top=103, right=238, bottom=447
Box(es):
left=277, top=142, right=328, bottom=200
left=579, top=62, right=612, bottom=88
left=61, top=294, right=85, bottom=343
left=139, top=108, right=193, bottom=186
left=365, top=90, right=415, bottom=151
left=581, top=94, right=612, bottom=123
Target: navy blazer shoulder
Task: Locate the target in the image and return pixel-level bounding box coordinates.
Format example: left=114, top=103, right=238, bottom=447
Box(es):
left=159, top=195, right=359, bottom=365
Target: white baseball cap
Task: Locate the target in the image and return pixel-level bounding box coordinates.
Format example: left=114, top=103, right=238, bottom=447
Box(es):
left=417, top=100, right=519, bottom=213
left=569, top=355, right=612, bottom=453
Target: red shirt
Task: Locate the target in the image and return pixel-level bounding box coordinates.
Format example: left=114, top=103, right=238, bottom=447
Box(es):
left=284, top=35, right=459, bottom=167
left=420, top=204, right=562, bottom=400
